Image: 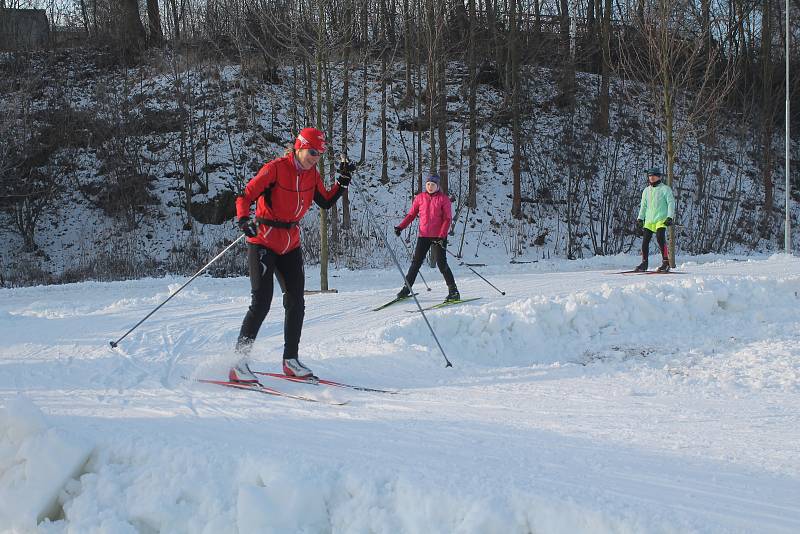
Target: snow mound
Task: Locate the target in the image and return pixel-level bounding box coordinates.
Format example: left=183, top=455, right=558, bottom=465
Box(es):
left=383, top=275, right=800, bottom=370
left=0, top=396, right=93, bottom=531
left=35, top=448, right=675, bottom=534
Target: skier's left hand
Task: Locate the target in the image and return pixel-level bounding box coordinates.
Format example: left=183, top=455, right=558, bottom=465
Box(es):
left=336, top=159, right=356, bottom=188
left=336, top=174, right=351, bottom=188
left=665, top=217, right=673, bottom=227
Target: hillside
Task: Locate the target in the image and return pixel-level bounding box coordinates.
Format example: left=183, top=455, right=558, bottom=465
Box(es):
left=0, top=46, right=797, bottom=286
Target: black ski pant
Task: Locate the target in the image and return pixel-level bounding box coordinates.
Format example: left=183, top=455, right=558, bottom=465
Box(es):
left=641, top=227, right=668, bottom=264
left=237, top=244, right=305, bottom=360
left=404, top=237, right=457, bottom=290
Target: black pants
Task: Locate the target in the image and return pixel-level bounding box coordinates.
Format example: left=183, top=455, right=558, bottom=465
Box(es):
left=404, top=237, right=457, bottom=290
left=237, top=244, right=305, bottom=359
left=641, top=227, right=668, bottom=263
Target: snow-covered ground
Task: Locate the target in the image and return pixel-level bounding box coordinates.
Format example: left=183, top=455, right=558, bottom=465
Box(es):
left=2, top=253, right=800, bottom=533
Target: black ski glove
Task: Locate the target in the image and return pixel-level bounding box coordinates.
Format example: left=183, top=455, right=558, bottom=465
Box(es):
left=637, top=219, right=644, bottom=228
left=665, top=217, right=673, bottom=227
left=238, top=217, right=258, bottom=238
left=336, top=159, right=357, bottom=188
left=394, top=226, right=402, bottom=236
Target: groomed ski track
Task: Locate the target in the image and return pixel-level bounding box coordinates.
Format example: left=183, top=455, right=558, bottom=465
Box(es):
left=1, top=254, right=799, bottom=533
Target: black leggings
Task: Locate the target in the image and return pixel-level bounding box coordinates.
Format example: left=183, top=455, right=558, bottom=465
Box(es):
left=404, top=237, right=457, bottom=290
left=641, top=227, right=668, bottom=262
left=237, top=244, right=305, bottom=359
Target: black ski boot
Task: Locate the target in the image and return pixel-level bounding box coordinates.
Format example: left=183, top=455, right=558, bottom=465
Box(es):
left=657, top=260, right=671, bottom=273
left=445, top=288, right=461, bottom=302
left=396, top=286, right=412, bottom=299
left=634, top=261, right=648, bottom=272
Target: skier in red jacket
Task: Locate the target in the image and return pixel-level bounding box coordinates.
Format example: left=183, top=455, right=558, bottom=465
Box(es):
left=394, top=174, right=460, bottom=302
left=230, top=127, right=351, bottom=383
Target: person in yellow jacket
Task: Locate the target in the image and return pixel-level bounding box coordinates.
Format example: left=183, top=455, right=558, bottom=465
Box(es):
left=635, top=167, right=675, bottom=272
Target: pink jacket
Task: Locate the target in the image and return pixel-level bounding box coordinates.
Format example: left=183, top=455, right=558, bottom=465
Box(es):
left=397, top=191, right=452, bottom=238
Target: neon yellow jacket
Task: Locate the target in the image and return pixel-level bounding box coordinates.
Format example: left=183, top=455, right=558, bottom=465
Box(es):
left=637, top=182, right=675, bottom=232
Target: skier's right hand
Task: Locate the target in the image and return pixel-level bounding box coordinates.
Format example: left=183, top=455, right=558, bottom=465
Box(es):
left=394, top=226, right=402, bottom=236
left=637, top=219, right=644, bottom=228
left=238, top=217, right=258, bottom=238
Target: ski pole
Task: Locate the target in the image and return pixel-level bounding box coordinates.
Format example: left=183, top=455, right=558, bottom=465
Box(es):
left=437, top=242, right=506, bottom=296
left=398, top=236, right=432, bottom=292
left=109, top=233, right=247, bottom=348
left=346, top=159, right=452, bottom=367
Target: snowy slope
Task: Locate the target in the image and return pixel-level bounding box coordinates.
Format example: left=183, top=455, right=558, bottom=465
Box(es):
left=2, top=52, right=797, bottom=285
left=1, top=253, right=799, bottom=533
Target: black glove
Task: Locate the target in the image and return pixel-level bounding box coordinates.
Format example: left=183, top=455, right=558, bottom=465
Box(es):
left=238, top=217, right=258, bottom=238
left=394, top=226, right=402, bottom=236
left=336, top=159, right=356, bottom=187
left=637, top=219, right=645, bottom=228
left=336, top=174, right=351, bottom=188
left=665, top=217, right=673, bottom=227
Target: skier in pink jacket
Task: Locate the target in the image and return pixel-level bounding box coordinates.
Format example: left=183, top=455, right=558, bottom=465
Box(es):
left=394, top=174, right=460, bottom=302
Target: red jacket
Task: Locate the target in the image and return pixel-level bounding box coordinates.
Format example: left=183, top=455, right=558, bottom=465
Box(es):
left=397, top=190, right=452, bottom=238
left=236, top=153, right=342, bottom=254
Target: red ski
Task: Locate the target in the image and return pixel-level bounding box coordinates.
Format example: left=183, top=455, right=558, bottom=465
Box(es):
left=615, top=270, right=687, bottom=275
left=194, top=378, right=349, bottom=405
left=255, top=372, right=398, bottom=394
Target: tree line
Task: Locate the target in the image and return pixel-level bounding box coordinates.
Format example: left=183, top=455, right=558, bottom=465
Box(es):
left=0, top=0, right=798, bottom=286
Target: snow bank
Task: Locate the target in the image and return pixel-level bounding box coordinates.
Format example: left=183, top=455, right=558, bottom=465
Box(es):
left=384, top=275, right=800, bottom=371
left=0, top=396, right=93, bottom=531
left=32, top=447, right=676, bottom=534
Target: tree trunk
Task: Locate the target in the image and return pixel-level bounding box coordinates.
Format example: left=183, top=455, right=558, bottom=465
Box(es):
left=380, top=0, right=389, bottom=184
left=510, top=0, right=522, bottom=218
left=426, top=0, right=437, bottom=172
left=664, top=83, right=677, bottom=267
left=317, top=8, right=329, bottom=291
left=467, top=0, right=478, bottom=208
left=168, top=0, right=180, bottom=41
left=759, top=0, right=774, bottom=238
left=146, top=0, right=163, bottom=46
left=402, top=0, right=414, bottom=102
left=359, top=0, right=369, bottom=164
left=326, top=61, right=339, bottom=237
left=122, top=0, right=146, bottom=50
left=557, top=0, right=575, bottom=108
left=340, top=0, right=352, bottom=229
left=595, top=0, right=611, bottom=133
left=437, top=50, right=448, bottom=194
left=416, top=59, right=423, bottom=194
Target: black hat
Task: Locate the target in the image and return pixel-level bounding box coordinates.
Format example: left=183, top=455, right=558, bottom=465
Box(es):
left=645, top=167, right=663, bottom=177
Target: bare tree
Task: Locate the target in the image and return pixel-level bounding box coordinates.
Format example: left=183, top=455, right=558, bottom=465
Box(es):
left=121, top=0, right=146, bottom=50
left=380, top=0, right=389, bottom=185
left=758, top=0, right=777, bottom=237
left=466, top=0, right=478, bottom=208
left=147, top=0, right=163, bottom=46
left=594, top=0, right=612, bottom=133
left=340, top=0, right=354, bottom=228
left=510, top=0, right=523, bottom=218
left=619, top=0, right=735, bottom=266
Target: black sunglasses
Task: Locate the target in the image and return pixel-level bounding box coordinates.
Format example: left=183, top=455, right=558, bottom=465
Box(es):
left=308, top=149, right=321, bottom=157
